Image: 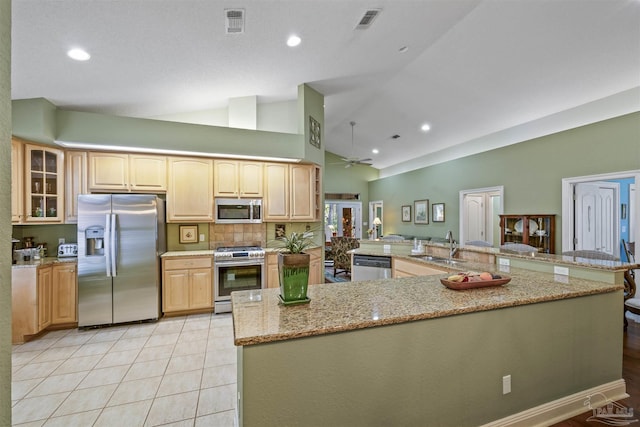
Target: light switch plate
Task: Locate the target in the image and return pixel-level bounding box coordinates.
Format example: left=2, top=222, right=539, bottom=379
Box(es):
left=498, top=258, right=510, bottom=266
left=199, top=234, right=205, bottom=242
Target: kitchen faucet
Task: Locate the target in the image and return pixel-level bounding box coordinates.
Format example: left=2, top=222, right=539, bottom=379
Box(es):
left=445, top=230, right=457, bottom=261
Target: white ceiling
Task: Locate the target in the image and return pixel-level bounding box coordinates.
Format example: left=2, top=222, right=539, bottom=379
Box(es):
left=11, top=0, right=640, bottom=173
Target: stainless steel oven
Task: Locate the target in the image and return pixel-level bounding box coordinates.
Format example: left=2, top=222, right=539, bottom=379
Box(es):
left=213, top=246, right=265, bottom=313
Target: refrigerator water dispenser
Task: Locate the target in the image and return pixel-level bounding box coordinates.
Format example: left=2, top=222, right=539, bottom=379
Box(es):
left=85, top=226, right=105, bottom=256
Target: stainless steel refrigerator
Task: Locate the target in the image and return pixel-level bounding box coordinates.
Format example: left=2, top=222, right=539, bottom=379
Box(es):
left=77, top=194, right=166, bottom=327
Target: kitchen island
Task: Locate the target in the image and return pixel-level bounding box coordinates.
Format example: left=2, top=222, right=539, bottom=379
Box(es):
left=232, top=262, right=625, bottom=426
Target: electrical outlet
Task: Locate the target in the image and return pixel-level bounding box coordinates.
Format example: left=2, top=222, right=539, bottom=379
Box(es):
left=554, top=265, right=569, bottom=276
left=58, top=238, right=65, bottom=244
left=498, top=258, right=510, bottom=266
left=502, top=375, right=511, bottom=394
left=199, top=234, right=205, bottom=242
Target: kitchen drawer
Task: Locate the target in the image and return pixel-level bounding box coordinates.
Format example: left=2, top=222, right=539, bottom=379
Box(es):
left=163, top=257, right=212, bottom=270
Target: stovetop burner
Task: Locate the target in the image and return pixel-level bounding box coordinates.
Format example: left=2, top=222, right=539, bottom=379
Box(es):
left=214, top=245, right=265, bottom=260
left=216, top=246, right=263, bottom=252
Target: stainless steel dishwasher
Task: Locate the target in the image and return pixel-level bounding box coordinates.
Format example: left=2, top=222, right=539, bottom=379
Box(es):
left=352, top=254, right=392, bottom=282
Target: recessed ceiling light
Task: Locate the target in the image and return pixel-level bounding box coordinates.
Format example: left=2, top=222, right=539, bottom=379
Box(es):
left=287, top=35, right=301, bottom=47
left=399, top=46, right=409, bottom=53
left=67, top=48, right=90, bottom=61
left=372, top=149, right=379, bottom=154
left=421, top=123, right=431, bottom=132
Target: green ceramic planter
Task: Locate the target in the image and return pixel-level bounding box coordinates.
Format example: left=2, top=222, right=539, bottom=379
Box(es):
left=278, top=252, right=310, bottom=302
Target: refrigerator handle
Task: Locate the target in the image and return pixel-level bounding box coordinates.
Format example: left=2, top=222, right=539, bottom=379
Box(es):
left=105, top=214, right=112, bottom=277
left=111, top=213, right=117, bottom=276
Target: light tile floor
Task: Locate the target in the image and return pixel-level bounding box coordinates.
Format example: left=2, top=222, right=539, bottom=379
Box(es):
left=11, top=313, right=237, bottom=427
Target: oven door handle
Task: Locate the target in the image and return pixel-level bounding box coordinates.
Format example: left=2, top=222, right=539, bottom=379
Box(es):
left=215, top=259, right=264, bottom=267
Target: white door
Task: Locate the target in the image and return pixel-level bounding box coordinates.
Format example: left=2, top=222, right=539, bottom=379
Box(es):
left=574, top=181, right=619, bottom=256
left=464, top=194, right=485, bottom=242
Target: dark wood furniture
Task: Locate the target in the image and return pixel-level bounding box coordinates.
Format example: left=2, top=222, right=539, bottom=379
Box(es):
left=500, top=214, right=555, bottom=254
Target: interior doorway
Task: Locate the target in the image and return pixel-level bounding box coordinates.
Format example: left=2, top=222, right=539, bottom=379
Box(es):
left=369, top=200, right=383, bottom=238
left=561, top=170, right=639, bottom=257
left=325, top=201, right=362, bottom=241
left=459, top=186, right=504, bottom=246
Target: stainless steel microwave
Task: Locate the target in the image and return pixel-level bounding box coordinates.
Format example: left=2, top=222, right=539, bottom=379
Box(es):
left=215, top=198, right=262, bottom=223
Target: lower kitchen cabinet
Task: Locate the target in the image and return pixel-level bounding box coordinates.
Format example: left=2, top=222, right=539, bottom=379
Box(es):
left=266, top=247, right=323, bottom=289
left=266, top=252, right=279, bottom=289
left=392, top=258, right=447, bottom=278
left=51, top=263, right=78, bottom=324
left=12, top=262, right=78, bottom=344
left=162, top=256, right=213, bottom=314
left=37, top=265, right=52, bottom=331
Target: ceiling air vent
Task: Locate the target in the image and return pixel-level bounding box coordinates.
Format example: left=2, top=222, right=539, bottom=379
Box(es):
left=225, top=9, right=245, bottom=34
left=356, top=9, right=381, bottom=29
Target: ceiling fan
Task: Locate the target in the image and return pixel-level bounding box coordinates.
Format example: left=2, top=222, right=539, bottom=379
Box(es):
left=338, top=121, right=372, bottom=168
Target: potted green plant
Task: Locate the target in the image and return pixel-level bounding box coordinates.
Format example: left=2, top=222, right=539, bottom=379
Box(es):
left=276, top=231, right=314, bottom=304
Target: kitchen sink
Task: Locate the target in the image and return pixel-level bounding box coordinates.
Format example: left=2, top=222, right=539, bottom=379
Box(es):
left=410, top=255, right=466, bottom=265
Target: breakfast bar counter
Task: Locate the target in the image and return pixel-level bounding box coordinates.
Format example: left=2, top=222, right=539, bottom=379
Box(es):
left=231, top=267, right=621, bottom=346
left=233, top=262, right=626, bottom=427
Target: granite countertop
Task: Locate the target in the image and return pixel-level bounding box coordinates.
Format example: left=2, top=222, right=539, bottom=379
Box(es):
left=231, top=265, right=622, bottom=346
left=12, top=257, right=77, bottom=269
left=355, top=242, right=638, bottom=272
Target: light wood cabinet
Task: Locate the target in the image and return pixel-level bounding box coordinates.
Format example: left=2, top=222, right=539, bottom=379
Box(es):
left=308, top=247, right=322, bottom=285
left=214, top=160, right=263, bottom=198
left=12, top=262, right=79, bottom=343
left=65, top=151, right=87, bottom=224
left=89, top=152, right=167, bottom=192
left=264, top=163, right=289, bottom=221
left=266, top=252, right=280, bottom=289
left=290, top=164, right=315, bottom=221
left=167, top=157, right=214, bottom=222
left=162, top=256, right=213, bottom=314
left=37, top=266, right=52, bottom=331
left=393, top=258, right=446, bottom=278
left=266, top=248, right=323, bottom=288
left=25, top=144, right=65, bottom=223
left=130, top=154, right=167, bottom=191
left=11, top=138, right=24, bottom=223
left=264, top=163, right=320, bottom=221
left=51, top=263, right=77, bottom=325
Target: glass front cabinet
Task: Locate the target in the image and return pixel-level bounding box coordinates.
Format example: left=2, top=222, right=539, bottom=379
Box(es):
left=25, top=144, right=64, bottom=223
left=499, top=214, right=556, bottom=254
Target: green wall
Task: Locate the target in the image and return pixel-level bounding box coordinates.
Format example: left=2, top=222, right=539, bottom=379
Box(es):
left=12, top=84, right=327, bottom=165
left=323, top=151, right=379, bottom=225
left=240, top=291, right=622, bottom=426
left=370, top=112, right=640, bottom=252
left=1, top=0, right=12, bottom=423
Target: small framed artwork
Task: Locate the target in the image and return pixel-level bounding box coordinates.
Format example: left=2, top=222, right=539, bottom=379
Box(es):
left=309, top=116, right=321, bottom=148
left=432, top=203, right=445, bottom=222
left=401, top=205, right=411, bottom=222
left=179, top=225, right=198, bottom=244
left=275, top=224, right=286, bottom=238
left=414, top=199, right=429, bottom=224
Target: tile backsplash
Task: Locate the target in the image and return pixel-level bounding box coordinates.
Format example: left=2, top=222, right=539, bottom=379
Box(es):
left=209, top=223, right=266, bottom=249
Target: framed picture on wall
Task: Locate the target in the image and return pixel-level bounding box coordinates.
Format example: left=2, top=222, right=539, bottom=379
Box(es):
left=402, top=205, right=411, bottom=222
left=432, top=203, right=445, bottom=222
left=414, top=199, right=429, bottom=224
left=179, top=225, right=198, bottom=244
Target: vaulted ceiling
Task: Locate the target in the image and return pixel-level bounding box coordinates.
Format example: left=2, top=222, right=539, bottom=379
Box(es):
left=11, top=0, right=640, bottom=174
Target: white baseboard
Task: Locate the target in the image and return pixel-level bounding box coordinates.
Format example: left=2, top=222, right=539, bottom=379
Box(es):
left=481, top=379, right=629, bottom=427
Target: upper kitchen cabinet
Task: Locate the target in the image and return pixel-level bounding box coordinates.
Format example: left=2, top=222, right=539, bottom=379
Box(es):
left=11, top=138, right=24, bottom=223
left=499, top=214, right=556, bottom=254
left=264, top=163, right=320, bottom=221
left=88, top=152, right=167, bottom=192
left=167, top=156, right=214, bottom=222
left=214, top=160, right=263, bottom=198
left=24, top=144, right=65, bottom=223
left=65, top=151, right=87, bottom=224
